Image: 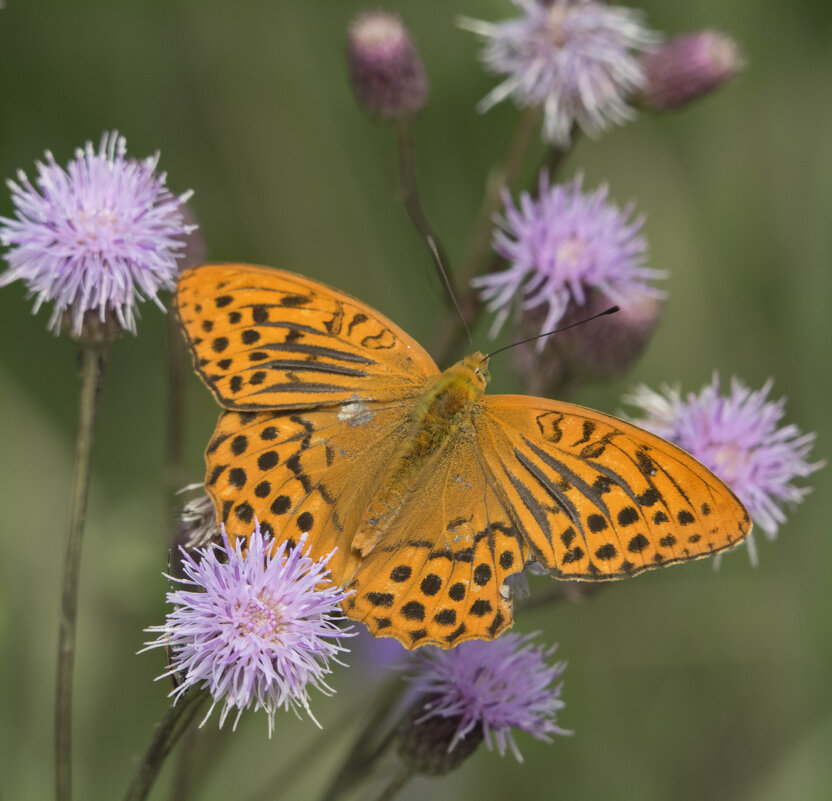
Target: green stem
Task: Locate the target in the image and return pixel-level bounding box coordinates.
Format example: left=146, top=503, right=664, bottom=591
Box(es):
left=432, top=121, right=577, bottom=367
left=430, top=106, right=540, bottom=365
left=123, top=686, right=209, bottom=801
left=244, top=693, right=370, bottom=801
left=55, top=344, right=108, bottom=801
left=370, top=764, right=413, bottom=801
left=318, top=676, right=403, bottom=801
left=395, top=120, right=459, bottom=315
left=166, top=300, right=188, bottom=519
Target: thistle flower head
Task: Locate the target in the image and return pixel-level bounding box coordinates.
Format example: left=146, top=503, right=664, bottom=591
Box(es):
left=460, top=0, right=658, bottom=145
left=474, top=172, right=663, bottom=343
left=641, top=31, right=743, bottom=111
left=144, top=523, right=353, bottom=735
left=0, top=131, right=194, bottom=338
left=625, top=376, right=824, bottom=565
left=347, top=11, right=429, bottom=119
left=401, top=633, right=569, bottom=769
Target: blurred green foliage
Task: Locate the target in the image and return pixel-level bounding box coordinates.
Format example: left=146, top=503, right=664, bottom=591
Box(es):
left=0, top=1, right=830, bottom=800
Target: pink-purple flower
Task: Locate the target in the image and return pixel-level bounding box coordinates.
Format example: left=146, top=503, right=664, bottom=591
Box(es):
left=474, top=172, right=663, bottom=341
left=144, top=523, right=353, bottom=734
left=409, top=632, right=569, bottom=762
left=460, top=0, right=658, bottom=145
left=0, top=131, right=194, bottom=337
left=641, top=30, right=743, bottom=111
left=626, top=376, right=824, bottom=565
left=347, top=11, right=429, bottom=120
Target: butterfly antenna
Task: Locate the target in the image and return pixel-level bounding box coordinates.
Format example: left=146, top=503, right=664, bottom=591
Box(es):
left=485, top=306, right=619, bottom=361
left=427, top=235, right=473, bottom=349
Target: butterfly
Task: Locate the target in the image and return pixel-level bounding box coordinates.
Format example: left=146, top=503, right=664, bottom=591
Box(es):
left=176, top=263, right=751, bottom=649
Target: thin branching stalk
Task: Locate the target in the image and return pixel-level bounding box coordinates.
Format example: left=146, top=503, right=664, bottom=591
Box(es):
left=55, top=344, right=108, bottom=801
left=166, top=300, right=188, bottom=518
left=369, top=763, right=414, bottom=801
left=319, top=676, right=404, bottom=801
left=244, top=693, right=370, bottom=801
left=394, top=119, right=457, bottom=313
left=430, top=106, right=541, bottom=364
left=432, top=122, right=577, bottom=367
left=123, top=686, right=209, bottom=801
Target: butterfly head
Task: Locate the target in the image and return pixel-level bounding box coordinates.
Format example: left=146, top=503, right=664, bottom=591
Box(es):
left=454, top=352, right=490, bottom=393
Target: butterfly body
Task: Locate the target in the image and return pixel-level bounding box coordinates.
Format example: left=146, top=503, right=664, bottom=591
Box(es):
left=176, top=264, right=751, bottom=649
left=351, top=353, right=489, bottom=558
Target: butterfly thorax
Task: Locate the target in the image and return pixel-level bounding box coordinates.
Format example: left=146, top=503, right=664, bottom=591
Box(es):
left=350, top=353, right=490, bottom=558
left=405, top=352, right=490, bottom=458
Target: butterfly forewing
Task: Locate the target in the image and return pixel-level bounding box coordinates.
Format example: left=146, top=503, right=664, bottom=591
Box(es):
left=477, top=395, right=751, bottom=579
left=176, top=264, right=439, bottom=411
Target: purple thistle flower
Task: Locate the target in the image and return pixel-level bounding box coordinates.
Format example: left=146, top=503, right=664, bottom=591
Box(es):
left=0, top=131, right=194, bottom=337
left=408, top=633, right=569, bottom=763
left=474, top=172, right=663, bottom=342
left=144, top=522, right=353, bottom=735
left=625, top=376, right=824, bottom=566
left=460, top=0, right=658, bottom=145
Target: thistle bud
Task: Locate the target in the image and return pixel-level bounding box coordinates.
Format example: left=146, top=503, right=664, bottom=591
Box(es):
left=512, top=290, right=663, bottom=396
left=347, top=12, right=429, bottom=120
left=641, top=31, right=743, bottom=110
left=398, top=698, right=484, bottom=775
left=556, top=290, right=663, bottom=380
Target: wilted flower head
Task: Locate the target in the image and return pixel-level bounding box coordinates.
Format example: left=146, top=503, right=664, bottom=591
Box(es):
left=347, top=11, right=429, bottom=119
left=641, top=31, right=743, bottom=111
left=460, top=0, right=658, bottom=145
left=0, top=131, right=194, bottom=338
left=144, top=522, right=353, bottom=735
left=400, top=633, right=568, bottom=771
left=626, top=376, right=824, bottom=565
left=474, top=172, right=663, bottom=342
left=177, top=486, right=219, bottom=550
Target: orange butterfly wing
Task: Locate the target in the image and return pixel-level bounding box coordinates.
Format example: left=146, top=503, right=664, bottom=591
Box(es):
left=200, top=401, right=527, bottom=649
left=202, top=402, right=417, bottom=586
left=344, top=431, right=528, bottom=648
left=476, top=395, right=751, bottom=579
left=177, top=263, right=752, bottom=650
left=176, top=263, right=438, bottom=410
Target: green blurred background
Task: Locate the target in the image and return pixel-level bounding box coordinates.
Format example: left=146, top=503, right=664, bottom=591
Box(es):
left=1, top=1, right=830, bottom=799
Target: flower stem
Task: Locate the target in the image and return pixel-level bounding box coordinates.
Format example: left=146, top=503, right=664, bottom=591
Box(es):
left=430, top=106, right=540, bottom=365
left=431, top=120, right=577, bottom=367
left=394, top=120, right=462, bottom=320
left=319, top=676, right=404, bottom=801
left=244, top=693, right=368, bottom=801
left=123, top=685, right=209, bottom=801
left=166, top=299, right=188, bottom=518
left=370, top=764, right=414, bottom=801
left=55, top=344, right=108, bottom=801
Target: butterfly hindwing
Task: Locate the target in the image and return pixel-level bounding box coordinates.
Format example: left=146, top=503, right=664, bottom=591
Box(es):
left=477, top=395, right=751, bottom=579
left=204, top=401, right=415, bottom=583
left=346, top=433, right=529, bottom=648
left=176, top=264, right=439, bottom=411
